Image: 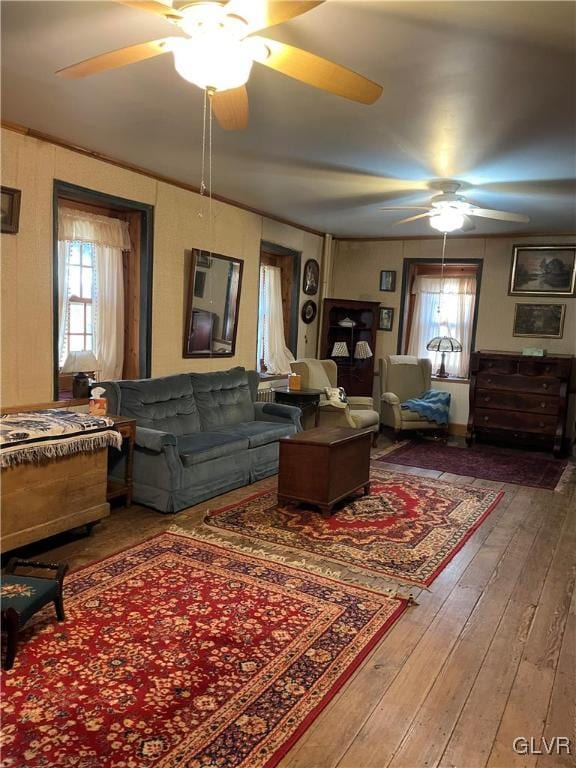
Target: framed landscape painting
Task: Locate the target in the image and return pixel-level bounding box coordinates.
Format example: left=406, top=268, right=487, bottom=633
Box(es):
left=513, top=303, right=565, bottom=338
left=509, top=245, right=576, bottom=296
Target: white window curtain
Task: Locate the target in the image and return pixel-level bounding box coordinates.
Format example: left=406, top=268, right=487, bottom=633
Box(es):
left=58, top=208, right=130, bottom=380
left=257, top=265, right=295, bottom=374
left=407, top=275, right=476, bottom=378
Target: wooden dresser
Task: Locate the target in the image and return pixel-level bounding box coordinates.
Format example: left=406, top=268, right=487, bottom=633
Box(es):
left=467, top=351, right=574, bottom=457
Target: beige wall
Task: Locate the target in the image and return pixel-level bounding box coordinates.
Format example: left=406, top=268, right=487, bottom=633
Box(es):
left=333, top=235, right=576, bottom=424
left=0, top=128, right=324, bottom=406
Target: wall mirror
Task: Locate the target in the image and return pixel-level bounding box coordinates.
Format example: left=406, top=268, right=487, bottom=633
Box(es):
left=183, top=249, right=243, bottom=357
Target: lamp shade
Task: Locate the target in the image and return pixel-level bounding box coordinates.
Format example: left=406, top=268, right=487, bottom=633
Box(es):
left=62, top=350, right=99, bottom=373
left=426, top=336, right=463, bottom=353
left=331, top=341, right=350, bottom=357
left=354, top=341, right=373, bottom=360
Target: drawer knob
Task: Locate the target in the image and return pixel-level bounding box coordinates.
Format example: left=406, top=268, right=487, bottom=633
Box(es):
left=484, top=396, right=491, bottom=403
left=541, top=402, right=546, bottom=408
left=539, top=422, right=545, bottom=428
left=542, top=383, right=548, bottom=390
left=484, top=416, right=489, bottom=422
left=487, top=378, right=492, bottom=384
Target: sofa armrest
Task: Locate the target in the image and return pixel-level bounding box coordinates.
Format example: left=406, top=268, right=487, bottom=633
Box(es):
left=135, top=426, right=177, bottom=453
left=347, top=395, right=374, bottom=410
left=381, top=392, right=401, bottom=406
left=254, top=402, right=302, bottom=430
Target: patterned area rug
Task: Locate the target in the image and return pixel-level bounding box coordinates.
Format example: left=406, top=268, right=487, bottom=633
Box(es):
left=376, top=440, right=570, bottom=490
left=0, top=532, right=405, bottom=768
left=203, top=467, right=503, bottom=588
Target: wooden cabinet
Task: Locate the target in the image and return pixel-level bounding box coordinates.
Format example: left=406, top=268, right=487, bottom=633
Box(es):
left=320, top=299, right=379, bottom=397
left=467, top=351, right=573, bottom=457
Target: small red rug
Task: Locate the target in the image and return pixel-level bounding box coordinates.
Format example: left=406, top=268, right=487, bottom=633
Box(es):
left=0, top=532, right=406, bottom=768
left=205, top=467, right=503, bottom=588
left=377, top=441, right=570, bottom=489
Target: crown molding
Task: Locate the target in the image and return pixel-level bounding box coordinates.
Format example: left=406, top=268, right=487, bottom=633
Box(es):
left=1, top=120, right=326, bottom=238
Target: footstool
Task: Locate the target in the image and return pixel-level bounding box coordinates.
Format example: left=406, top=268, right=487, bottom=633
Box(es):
left=1, top=559, right=68, bottom=670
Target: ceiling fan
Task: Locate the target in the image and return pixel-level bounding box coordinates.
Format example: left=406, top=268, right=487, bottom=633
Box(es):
left=56, top=0, right=382, bottom=131
left=381, top=181, right=530, bottom=233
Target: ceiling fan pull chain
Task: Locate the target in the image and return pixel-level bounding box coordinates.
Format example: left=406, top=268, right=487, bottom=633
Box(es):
left=437, top=231, right=447, bottom=316
left=199, top=87, right=208, bottom=201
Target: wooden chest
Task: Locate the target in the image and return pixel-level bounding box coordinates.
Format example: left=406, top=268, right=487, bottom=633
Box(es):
left=277, top=427, right=372, bottom=514
left=467, top=351, right=574, bottom=457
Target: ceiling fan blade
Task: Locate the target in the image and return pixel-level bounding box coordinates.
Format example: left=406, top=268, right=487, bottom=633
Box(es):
left=461, top=214, right=476, bottom=231
left=56, top=38, right=172, bottom=79
left=392, top=213, right=432, bottom=225
left=469, top=207, right=530, bottom=223
left=380, top=206, right=431, bottom=211
left=224, top=0, right=323, bottom=35
left=255, top=38, right=382, bottom=104
left=211, top=86, right=249, bottom=131
left=118, top=1, right=182, bottom=21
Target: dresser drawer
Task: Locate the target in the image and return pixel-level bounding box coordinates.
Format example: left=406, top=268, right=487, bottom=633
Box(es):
left=476, top=372, right=562, bottom=395
left=518, top=359, right=572, bottom=378
left=475, top=389, right=560, bottom=414
left=478, top=358, right=518, bottom=375
left=474, top=408, right=557, bottom=434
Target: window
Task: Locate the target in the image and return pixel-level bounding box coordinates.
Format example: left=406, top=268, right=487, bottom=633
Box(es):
left=59, top=241, right=96, bottom=366
left=401, top=262, right=482, bottom=379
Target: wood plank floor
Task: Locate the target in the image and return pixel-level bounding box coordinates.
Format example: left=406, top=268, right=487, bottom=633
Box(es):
left=5, top=440, right=575, bottom=768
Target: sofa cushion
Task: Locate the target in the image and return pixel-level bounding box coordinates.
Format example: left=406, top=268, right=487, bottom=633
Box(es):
left=178, top=432, right=249, bottom=467
left=190, top=368, right=255, bottom=430
left=215, top=421, right=296, bottom=448
left=118, top=374, right=200, bottom=436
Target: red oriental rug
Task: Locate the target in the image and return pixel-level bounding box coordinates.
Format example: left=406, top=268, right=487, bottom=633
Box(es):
left=0, top=532, right=406, bottom=768
left=204, top=467, right=503, bottom=588
left=376, top=441, right=570, bottom=490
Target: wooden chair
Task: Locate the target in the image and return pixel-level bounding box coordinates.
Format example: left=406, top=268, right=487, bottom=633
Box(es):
left=1, top=559, right=68, bottom=670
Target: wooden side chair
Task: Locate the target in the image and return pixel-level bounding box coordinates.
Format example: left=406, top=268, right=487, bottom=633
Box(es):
left=1, top=559, right=68, bottom=670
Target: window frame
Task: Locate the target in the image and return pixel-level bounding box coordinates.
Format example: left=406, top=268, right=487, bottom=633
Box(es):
left=52, top=181, right=154, bottom=400
left=397, top=258, right=483, bottom=380
left=61, top=241, right=96, bottom=365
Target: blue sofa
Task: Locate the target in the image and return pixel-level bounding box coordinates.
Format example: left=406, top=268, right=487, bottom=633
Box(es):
left=100, top=367, right=301, bottom=513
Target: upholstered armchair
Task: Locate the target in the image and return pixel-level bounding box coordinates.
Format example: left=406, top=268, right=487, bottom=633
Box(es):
left=290, top=358, right=380, bottom=444
left=379, top=356, right=439, bottom=437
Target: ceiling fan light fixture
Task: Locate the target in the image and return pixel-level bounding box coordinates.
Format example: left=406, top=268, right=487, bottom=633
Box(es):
left=429, top=210, right=464, bottom=233
left=171, top=35, right=253, bottom=91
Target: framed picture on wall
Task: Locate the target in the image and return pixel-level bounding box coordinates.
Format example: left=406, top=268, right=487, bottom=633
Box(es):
left=512, top=303, right=565, bottom=338
left=378, top=306, right=394, bottom=331
left=379, top=270, right=396, bottom=292
left=302, top=259, right=319, bottom=295
left=509, top=245, right=576, bottom=296
left=1, top=186, right=21, bottom=234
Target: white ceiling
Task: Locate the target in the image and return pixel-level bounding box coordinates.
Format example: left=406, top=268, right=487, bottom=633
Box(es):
left=2, top=0, right=576, bottom=237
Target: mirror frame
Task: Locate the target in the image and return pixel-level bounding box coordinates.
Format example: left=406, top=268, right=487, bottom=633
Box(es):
left=183, top=249, right=244, bottom=358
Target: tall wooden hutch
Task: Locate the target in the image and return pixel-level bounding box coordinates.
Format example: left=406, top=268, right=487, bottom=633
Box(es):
left=320, top=299, right=379, bottom=396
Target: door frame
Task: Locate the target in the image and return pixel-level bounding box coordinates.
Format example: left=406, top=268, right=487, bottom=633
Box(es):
left=259, top=240, right=301, bottom=358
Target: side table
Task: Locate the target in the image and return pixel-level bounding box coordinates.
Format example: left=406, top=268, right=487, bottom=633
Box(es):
left=273, top=387, right=323, bottom=429
left=107, top=415, right=136, bottom=507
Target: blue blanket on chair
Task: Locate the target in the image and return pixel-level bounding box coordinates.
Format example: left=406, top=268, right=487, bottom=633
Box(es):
left=401, top=389, right=451, bottom=426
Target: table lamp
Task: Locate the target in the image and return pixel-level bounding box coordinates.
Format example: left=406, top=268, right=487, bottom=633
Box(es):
left=62, top=350, right=99, bottom=398
left=425, top=336, right=462, bottom=378
left=331, top=341, right=350, bottom=359
left=354, top=341, right=373, bottom=360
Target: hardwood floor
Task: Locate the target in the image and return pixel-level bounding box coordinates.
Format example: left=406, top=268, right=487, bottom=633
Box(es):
left=4, top=441, right=575, bottom=768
